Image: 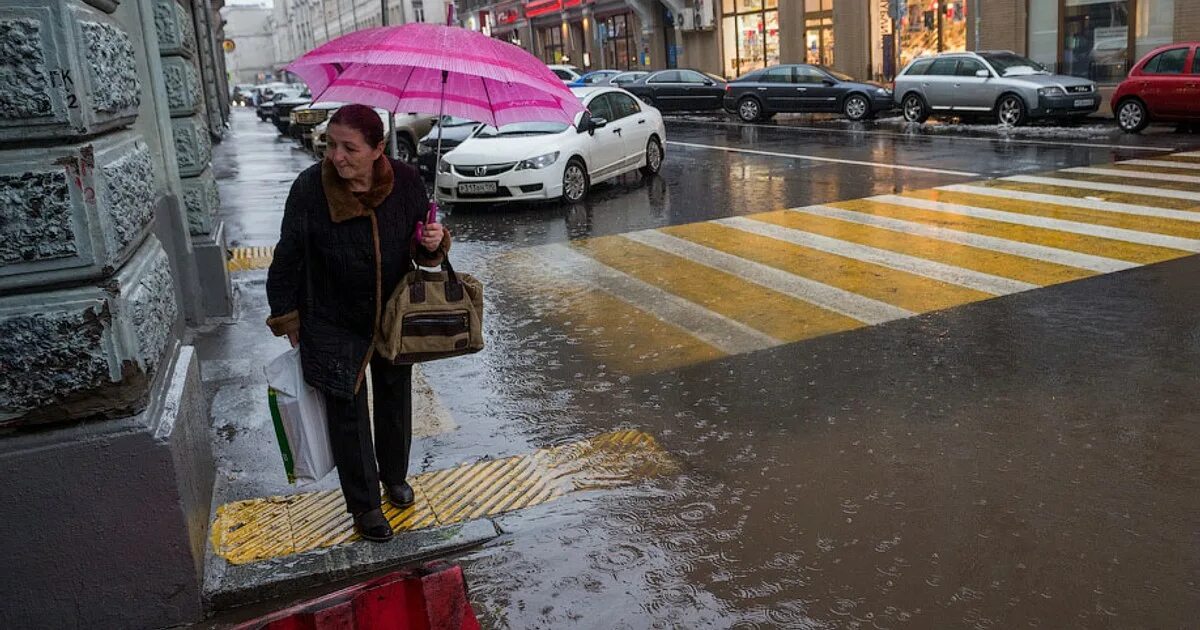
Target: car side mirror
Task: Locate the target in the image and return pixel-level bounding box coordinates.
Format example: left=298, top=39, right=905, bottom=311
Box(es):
left=588, top=117, right=608, bottom=135
left=703, top=80, right=715, bottom=86
left=823, top=79, right=836, bottom=86
left=975, top=69, right=990, bottom=78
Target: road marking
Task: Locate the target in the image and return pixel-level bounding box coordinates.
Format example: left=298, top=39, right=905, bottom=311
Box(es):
left=713, top=215, right=1036, bottom=295
left=749, top=210, right=1093, bottom=285
left=620, top=229, right=907, bottom=325
left=1117, top=159, right=1200, bottom=171
left=940, top=184, right=1200, bottom=224
left=668, top=117, right=1176, bottom=152
left=1063, top=166, right=1200, bottom=186
left=666, top=140, right=980, bottom=177
left=662, top=221, right=992, bottom=313
left=986, top=178, right=1200, bottom=211
left=1176, top=151, right=1200, bottom=158
left=211, top=430, right=676, bottom=565
left=790, top=205, right=1132, bottom=273
left=1002, top=175, right=1200, bottom=203
left=579, top=235, right=865, bottom=340
left=544, top=244, right=779, bottom=355
left=878, top=194, right=1200, bottom=253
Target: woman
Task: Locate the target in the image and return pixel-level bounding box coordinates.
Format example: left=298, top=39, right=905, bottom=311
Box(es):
left=266, top=104, right=449, bottom=542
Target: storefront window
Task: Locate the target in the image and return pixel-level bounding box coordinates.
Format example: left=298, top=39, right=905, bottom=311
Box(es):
left=1134, top=0, right=1174, bottom=61
left=805, top=0, right=833, bottom=66
left=600, top=14, right=637, bottom=70
left=898, top=1, right=967, bottom=68
left=1028, top=0, right=1060, bottom=72
left=541, top=25, right=564, bottom=64
left=1062, top=0, right=1129, bottom=82
left=721, top=1, right=779, bottom=78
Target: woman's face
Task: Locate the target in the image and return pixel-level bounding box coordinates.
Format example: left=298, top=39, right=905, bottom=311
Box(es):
left=326, top=122, right=384, bottom=182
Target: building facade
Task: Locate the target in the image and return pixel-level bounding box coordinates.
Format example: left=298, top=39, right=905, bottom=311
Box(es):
left=454, top=0, right=1200, bottom=88
left=224, top=3, right=278, bottom=83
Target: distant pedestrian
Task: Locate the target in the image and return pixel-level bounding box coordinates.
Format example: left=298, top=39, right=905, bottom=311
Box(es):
left=266, top=103, right=449, bottom=542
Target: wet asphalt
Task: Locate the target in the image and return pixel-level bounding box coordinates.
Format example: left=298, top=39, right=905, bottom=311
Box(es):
left=214, top=108, right=1200, bottom=628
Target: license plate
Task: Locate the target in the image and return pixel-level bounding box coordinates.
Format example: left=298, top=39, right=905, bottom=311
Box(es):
left=1074, top=99, right=1095, bottom=107
left=457, top=182, right=498, bottom=195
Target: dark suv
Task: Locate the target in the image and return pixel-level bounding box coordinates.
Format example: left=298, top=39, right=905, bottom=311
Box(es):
left=724, top=64, right=895, bottom=122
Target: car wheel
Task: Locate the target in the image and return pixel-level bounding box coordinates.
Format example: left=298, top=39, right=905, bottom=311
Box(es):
left=737, top=97, right=763, bottom=123
left=562, top=158, right=589, bottom=203
left=393, top=135, right=416, bottom=163
left=640, top=137, right=664, bottom=177
left=902, top=94, right=929, bottom=123
left=996, top=94, right=1028, bottom=127
left=844, top=94, right=871, bottom=121
left=1116, top=99, right=1149, bottom=134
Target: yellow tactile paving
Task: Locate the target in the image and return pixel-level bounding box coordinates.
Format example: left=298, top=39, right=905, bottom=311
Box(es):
left=662, top=221, right=994, bottom=312
left=211, top=429, right=676, bottom=565
left=905, top=189, right=1200, bottom=240
left=1045, top=170, right=1200, bottom=194
left=226, top=246, right=276, bottom=272
left=748, top=209, right=1094, bottom=286
left=575, top=236, right=863, bottom=342
left=829, top=197, right=1187, bottom=264
left=984, top=179, right=1200, bottom=212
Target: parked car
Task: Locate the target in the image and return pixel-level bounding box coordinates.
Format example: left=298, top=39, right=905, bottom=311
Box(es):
left=272, top=93, right=313, bottom=135
left=289, top=101, right=346, bottom=148
left=895, top=51, right=1099, bottom=126
left=417, top=116, right=481, bottom=179
left=232, top=84, right=255, bottom=106
left=259, top=88, right=306, bottom=125
left=568, top=70, right=621, bottom=88
left=1112, top=42, right=1200, bottom=133
left=435, top=87, right=665, bottom=205
left=622, top=69, right=727, bottom=112
left=609, top=71, right=649, bottom=87
left=310, top=109, right=436, bottom=163
left=254, top=82, right=295, bottom=116
left=724, top=64, right=894, bottom=122
left=549, top=64, right=582, bottom=82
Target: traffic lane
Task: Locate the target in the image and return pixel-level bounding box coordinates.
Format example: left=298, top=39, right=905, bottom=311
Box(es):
left=446, top=252, right=1200, bottom=628
left=664, top=118, right=1183, bottom=178
left=442, top=150, right=959, bottom=248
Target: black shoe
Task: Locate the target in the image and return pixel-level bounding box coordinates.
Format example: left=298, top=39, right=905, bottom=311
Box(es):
left=386, top=481, right=415, bottom=508
left=353, top=508, right=394, bottom=542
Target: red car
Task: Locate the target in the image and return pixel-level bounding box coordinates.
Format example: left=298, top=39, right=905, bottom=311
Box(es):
left=1112, top=42, right=1200, bottom=133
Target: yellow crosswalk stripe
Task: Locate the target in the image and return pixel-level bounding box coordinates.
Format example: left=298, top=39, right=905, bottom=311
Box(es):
left=577, top=235, right=865, bottom=342
left=1046, top=170, right=1200, bottom=194
left=829, top=197, right=1186, bottom=264
left=1153, top=154, right=1200, bottom=165
left=661, top=221, right=995, bottom=313
left=1110, top=162, right=1200, bottom=176
left=984, top=178, right=1200, bottom=211
left=906, top=188, right=1200, bottom=240
left=747, top=209, right=1094, bottom=286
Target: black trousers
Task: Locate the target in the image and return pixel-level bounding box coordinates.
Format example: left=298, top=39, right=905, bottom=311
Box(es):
left=324, top=355, right=412, bottom=515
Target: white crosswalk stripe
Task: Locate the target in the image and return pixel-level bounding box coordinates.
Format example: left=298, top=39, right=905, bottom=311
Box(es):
left=1063, top=166, right=1200, bottom=185
left=790, top=205, right=1135, bottom=273
left=542, top=244, right=780, bottom=355
left=713, top=215, right=1037, bottom=295
left=1002, top=175, right=1200, bottom=202
left=621, top=229, right=912, bottom=324
left=1117, top=159, right=1200, bottom=171
left=940, top=184, right=1200, bottom=224
left=876, top=194, right=1200, bottom=252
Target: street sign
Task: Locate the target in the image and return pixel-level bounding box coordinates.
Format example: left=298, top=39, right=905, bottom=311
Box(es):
left=223, top=39, right=236, bottom=53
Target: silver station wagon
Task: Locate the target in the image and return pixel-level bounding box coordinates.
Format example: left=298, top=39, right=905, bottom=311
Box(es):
left=895, top=51, right=1099, bottom=126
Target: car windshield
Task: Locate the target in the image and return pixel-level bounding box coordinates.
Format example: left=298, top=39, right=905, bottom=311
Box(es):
left=475, top=121, right=569, bottom=138
left=439, top=116, right=476, bottom=127
left=979, top=53, right=1048, bottom=76
left=817, top=66, right=855, bottom=82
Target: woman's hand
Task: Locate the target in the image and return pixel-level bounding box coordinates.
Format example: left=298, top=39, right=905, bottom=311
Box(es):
left=288, top=331, right=299, bottom=348
left=419, top=222, right=444, bottom=253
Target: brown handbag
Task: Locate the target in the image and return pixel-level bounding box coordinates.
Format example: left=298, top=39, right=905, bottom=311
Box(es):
left=377, top=258, right=484, bottom=364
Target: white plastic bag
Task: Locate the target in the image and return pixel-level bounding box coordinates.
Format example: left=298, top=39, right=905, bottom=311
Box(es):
left=265, top=347, right=334, bottom=484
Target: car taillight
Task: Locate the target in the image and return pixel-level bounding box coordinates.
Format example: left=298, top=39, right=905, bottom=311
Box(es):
left=725, top=84, right=732, bottom=92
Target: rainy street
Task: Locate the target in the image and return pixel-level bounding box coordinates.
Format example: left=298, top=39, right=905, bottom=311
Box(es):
left=214, top=108, right=1200, bottom=628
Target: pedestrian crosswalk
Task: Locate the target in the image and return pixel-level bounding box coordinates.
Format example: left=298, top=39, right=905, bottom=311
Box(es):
left=506, top=151, right=1200, bottom=374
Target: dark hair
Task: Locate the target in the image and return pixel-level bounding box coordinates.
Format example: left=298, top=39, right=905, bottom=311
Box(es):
left=328, top=103, right=385, bottom=147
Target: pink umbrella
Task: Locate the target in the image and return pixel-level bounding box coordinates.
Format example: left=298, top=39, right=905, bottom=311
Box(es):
left=285, top=23, right=584, bottom=129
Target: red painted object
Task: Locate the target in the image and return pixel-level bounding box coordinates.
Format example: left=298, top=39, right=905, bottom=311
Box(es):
left=233, top=562, right=481, bottom=630
left=1112, top=42, right=1200, bottom=133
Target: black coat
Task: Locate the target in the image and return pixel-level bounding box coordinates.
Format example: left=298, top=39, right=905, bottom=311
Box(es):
left=267, top=157, right=446, bottom=399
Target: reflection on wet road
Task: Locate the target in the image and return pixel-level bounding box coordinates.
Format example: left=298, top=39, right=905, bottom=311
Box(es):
left=216, top=110, right=1200, bottom=628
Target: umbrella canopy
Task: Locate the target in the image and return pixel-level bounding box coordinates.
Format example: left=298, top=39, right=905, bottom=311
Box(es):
left=285, top=23, right=584, bottom=128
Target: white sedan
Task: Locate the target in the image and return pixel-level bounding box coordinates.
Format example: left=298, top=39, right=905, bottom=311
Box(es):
left=434, top=87, right=666, bottom=205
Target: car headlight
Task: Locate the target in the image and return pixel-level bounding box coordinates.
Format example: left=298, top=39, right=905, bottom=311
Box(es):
left=515, top=152, right=560, bottom=171
left=875, top=87, right=892, bottom=96
left=1038, top=87, right=1066, bottom=98
left=417, top=143, right=432, bottom=156
left=437, top=159, right=451, bottom=174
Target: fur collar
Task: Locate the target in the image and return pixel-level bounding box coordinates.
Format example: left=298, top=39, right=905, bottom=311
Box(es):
left=321, top=156, right=394, bottom=223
